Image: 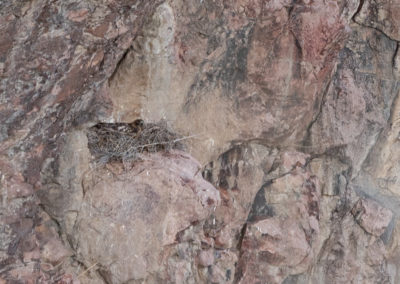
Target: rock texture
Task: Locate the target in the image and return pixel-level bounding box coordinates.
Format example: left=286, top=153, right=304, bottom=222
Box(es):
left=1, top=0, right=400, bottom=283
left=109, top=0, right=360, bottom=164
left=238, top=154, right=320, bottom=284
left=74, top=151, right=220, bottom=283
left=354, top=0, right=400, bottom=41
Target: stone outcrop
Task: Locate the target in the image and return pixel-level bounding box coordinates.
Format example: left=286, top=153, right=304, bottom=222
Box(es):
left=74, top=151, right=220, bottom=283
left=354, top=0, right=400, bottom=41
left=1, top=0, right=400, bottom=283
left=238, top=155, right=320, bottom=284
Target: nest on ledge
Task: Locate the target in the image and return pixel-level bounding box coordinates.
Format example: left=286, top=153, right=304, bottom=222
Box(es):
left=86, top=119, right=185, bottom=165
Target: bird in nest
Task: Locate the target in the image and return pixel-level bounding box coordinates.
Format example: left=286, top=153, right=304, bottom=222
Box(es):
left=87, top=119, right=184, bottom=165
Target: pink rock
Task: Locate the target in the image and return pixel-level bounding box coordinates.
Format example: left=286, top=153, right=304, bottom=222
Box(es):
left=8, top=263, right=40, bottom=284
left=23, top=248, right=41, bottom=263
left=7, top=177, right=34, bottom=200
left=308, top=22, right=399, bottom=172
left=67, top=9, right=89, bottom=22
left=75, top=150, right=220, bottom=283
left=237, top=164, right=321, bottom=283
left=41, top=238, right=73, bottom=265
left=198, top=249, right=214, bottom=267
left=280, top=151, right=309, bottom=172
left=245, top=218, right=310, bottom=265
left=355, top=0, right=400, bottom=41
left=239, top=217, right=312, bottom=284
left=203, top=144, right=277, bottom=250
left=214, top=226, right=233, bottom=249
left=351, top=198, right=393, bottom=236
left=2, top=0, right=400, bottom=282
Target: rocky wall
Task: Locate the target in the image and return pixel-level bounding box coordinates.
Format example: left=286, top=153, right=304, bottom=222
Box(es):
left=1, top=0, right=400, bottom=283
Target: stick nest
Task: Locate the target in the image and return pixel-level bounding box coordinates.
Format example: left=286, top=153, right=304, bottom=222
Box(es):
left=87, top=119, right=185, bottom=164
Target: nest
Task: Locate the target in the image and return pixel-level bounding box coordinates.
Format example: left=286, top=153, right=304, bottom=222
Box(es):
left=87, top=119, right=184, bottom=164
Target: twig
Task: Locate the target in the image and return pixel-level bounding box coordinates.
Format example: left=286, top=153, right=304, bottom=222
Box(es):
left=134, top=133, right=201, bottom=149
left=78, top=262, right=98, bottom=279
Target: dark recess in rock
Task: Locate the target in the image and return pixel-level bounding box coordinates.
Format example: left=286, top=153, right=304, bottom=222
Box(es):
left=247, top=181, right=275, bottom=222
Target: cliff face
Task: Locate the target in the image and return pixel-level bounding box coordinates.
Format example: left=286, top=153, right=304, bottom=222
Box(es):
left=0, top=0, right=399, bottom=283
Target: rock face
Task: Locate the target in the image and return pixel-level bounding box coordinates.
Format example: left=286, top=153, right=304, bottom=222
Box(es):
left=74, top=151, right=220, bottom=283
left=238, top=157, right=320, bottom=284
left=1, top=0, right=400, bottom=283
left=109, top=0, right=360, bottom=164
left=354, top=0, right=400, bottom=41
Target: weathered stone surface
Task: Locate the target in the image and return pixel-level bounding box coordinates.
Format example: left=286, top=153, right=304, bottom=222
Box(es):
left=311, top=212, right=391, bottom=284
left=352, top=198, right=393, bottom=237
left=0, top=0, right=163, bottom=281
left=362, top=90, right=400, bottom=196
left=355, top=0, right=400, bottom=41
left=109, top=0, right=359, bottom=164
left=237, top=159, right=320, bottom=284
left=308, top=23, right=400, bottom=174
left=73, top=150, right=220, bottom=283
left=2, top=0, right=400, bottom=283
left=203, top=144, right=278, bottom=250
left=310, top=157, right=349, bottom=197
